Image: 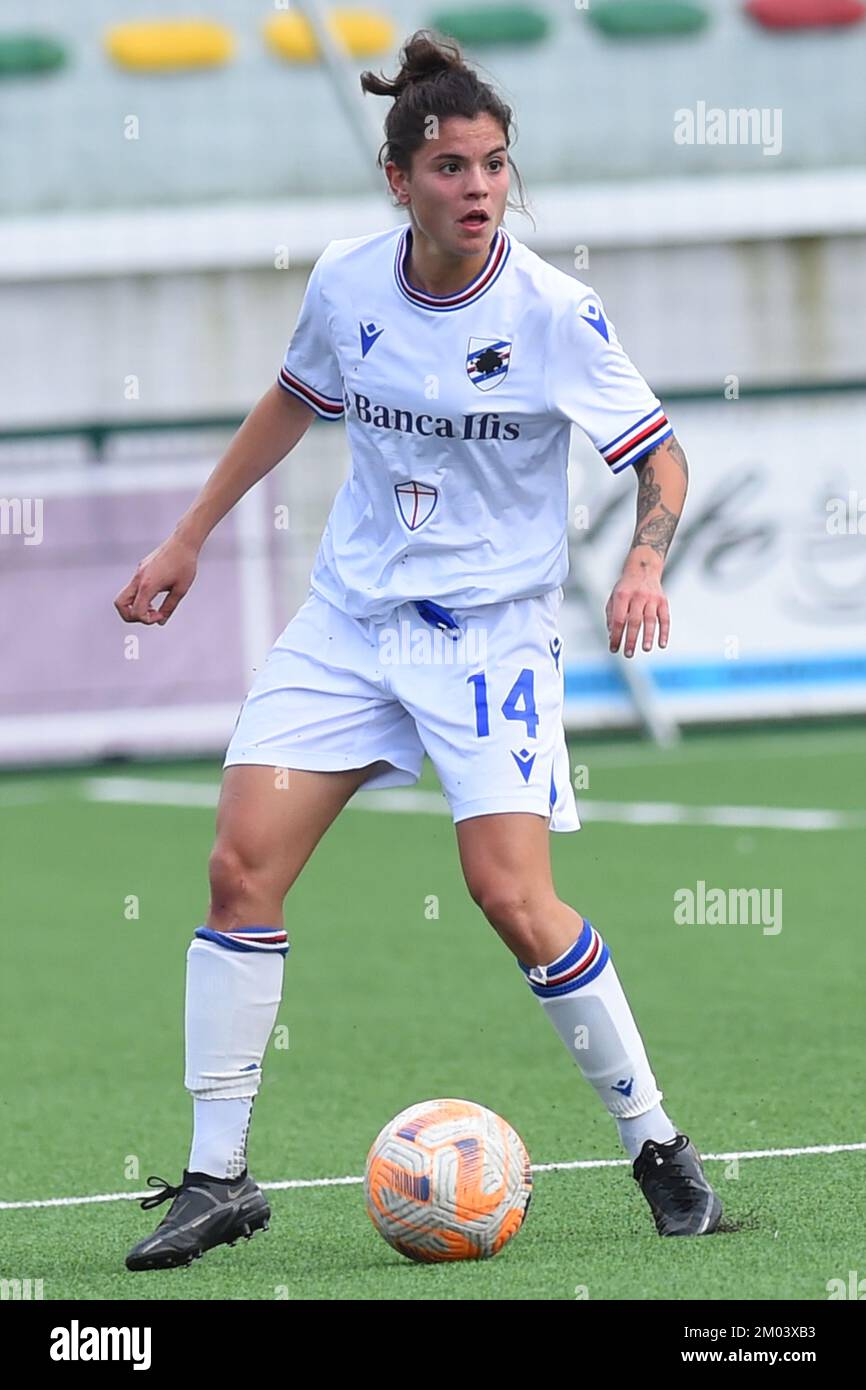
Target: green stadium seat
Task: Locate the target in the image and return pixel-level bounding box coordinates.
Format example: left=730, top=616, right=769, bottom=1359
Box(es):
left=587, top=1, right=710, bottom=38
left=427, top=7, right=549, bottom=46
left=0, top=33, right=67, bottom=77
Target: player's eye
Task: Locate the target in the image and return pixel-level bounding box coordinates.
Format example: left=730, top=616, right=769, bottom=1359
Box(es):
left=438, top=160, right=505, bottom=174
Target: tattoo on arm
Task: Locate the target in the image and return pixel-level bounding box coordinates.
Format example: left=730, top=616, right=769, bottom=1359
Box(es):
left=635, top=464, right=661, bottom=525
left=665, top=435, right=689, bottom=482
left=634, top=435, right=689, bottom=482
left=632, top=505, right=678, bottom=560
left=629, top=434, right=689, bottom=563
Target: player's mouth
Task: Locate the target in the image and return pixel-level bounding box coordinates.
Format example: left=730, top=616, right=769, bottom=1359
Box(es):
left=458, top=210, right=490, bottom=234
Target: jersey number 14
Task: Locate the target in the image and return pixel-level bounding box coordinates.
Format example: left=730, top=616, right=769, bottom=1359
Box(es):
left=467, top=669, right=538, bottom=739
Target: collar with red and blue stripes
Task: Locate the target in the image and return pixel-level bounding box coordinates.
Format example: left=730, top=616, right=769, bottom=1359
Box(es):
left=393, top=223, right=511, bottom=312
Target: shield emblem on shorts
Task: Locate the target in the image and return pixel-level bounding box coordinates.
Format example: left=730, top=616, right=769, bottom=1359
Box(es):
left=466, top=337, right=511, bottom=391
left=395, top=480, right=438, bottom=530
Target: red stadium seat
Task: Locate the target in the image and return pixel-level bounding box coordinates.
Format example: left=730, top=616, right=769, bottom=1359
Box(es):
left=744, top=0, right=866, bottom=29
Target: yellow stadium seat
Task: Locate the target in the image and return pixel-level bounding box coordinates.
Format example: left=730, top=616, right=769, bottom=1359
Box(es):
left=105, top=20, right=235, bottom=73
left=263, top=11, right=395, bottom=63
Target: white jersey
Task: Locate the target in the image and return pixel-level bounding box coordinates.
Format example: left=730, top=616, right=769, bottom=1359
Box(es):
left=277, top=223, right=672, bottom=621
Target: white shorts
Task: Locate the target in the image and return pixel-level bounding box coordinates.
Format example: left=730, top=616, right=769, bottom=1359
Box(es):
left=224, top=586, right=580, bottom=832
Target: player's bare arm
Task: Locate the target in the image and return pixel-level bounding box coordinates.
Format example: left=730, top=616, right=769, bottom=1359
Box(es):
left=605, top=433, right=689, bottom=659
left=113, top=384, right=315, bottom=626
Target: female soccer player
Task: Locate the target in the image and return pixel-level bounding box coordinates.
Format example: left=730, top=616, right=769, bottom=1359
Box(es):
left=117, top=30, right=722, bottom=1270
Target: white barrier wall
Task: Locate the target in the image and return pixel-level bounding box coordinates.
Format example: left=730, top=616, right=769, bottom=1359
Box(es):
left=2, top=173, right=865, bottom=426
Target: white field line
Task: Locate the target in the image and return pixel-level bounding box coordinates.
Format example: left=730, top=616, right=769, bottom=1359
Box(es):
left=2, top=728, right=864, bottom=810
left=2, top=1142, right=865, bottom=1212
left=84, top=777, right=219, bottom=808
left=79, top=777, right=866, bottom=832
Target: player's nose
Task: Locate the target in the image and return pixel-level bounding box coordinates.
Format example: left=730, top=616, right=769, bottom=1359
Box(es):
left=464, top=166, right=490, bottom=194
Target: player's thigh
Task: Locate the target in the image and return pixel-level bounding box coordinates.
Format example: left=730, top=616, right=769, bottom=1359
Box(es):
left=210, top=760, right=388, bottom=898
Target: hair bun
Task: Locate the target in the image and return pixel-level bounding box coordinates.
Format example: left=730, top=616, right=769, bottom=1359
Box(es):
left=399, top=57, right=452, bottom=91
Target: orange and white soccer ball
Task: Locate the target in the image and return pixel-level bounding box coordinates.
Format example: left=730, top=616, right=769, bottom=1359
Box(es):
left=364, top=1098, right=533, bottom=1262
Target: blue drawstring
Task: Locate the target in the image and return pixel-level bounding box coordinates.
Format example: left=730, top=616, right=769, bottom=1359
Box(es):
left=414, top=599, right=461, bottom=639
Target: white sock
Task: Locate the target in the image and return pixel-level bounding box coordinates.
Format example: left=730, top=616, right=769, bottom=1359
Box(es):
left=189, top=1097, right=254, bottom=1179
left=616, top=1105, right=678, bottom=1160
left=518, top=920, right=677, bottom=1156
left=184, top=925, right=287, bottom=1177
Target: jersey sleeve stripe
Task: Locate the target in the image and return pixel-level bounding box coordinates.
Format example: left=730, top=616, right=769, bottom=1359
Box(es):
left=600, top=406, right=666, bottom=456
left=602, top=407, right=670, bottom=468
left=609, top=424, right=674, bottom=473
left=277, top=366, right=345, bottom=418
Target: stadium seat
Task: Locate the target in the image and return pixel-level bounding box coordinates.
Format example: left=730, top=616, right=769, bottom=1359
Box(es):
left=427, top=6, right=549, bottom=45
left=263, top=11, right=395, bottom=62
left=744, top=0, right=865, bottom=27
left=0, top=32, right=67, bottom=77
left=587, top=1, right=710, bottom=38
left=104, top=20, right=235, bottom=72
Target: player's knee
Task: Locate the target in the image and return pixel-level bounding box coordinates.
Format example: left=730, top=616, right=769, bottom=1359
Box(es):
left=475, top=884, right=534, bottom=937
left=207, top=840, right=263, bottom=914
left=472, top=882, right=561, bottom=960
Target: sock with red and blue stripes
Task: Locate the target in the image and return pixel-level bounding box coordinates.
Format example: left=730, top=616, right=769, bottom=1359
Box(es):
left=518, top=919, right=677, bottom=1160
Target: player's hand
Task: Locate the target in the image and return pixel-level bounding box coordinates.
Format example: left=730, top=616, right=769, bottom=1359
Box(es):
left=605, top=565, right=670, bottom=658
left=114, top=534, right=199, bottom=626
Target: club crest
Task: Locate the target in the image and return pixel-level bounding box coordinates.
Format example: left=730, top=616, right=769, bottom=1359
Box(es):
left=466, top=337, right=511, bottom=391
left=395, top=480, right=438, bottom=530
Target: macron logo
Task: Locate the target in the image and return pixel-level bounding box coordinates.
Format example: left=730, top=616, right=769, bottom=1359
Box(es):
left=360, top=321, right=385, bottom=358
left=579, top=302, right=609, bottom=342
left=512, top=748, right=537, bottom=783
